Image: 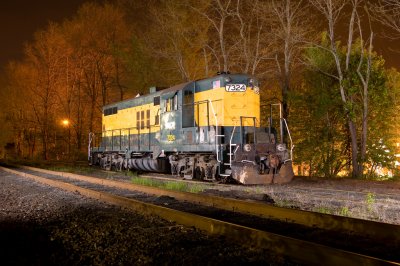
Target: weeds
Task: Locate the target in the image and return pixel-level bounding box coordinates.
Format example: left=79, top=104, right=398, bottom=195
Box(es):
left=124, top=171, right=138, bottom=178
left=164, top=182, right=188, bottom=191
left=366, top=192, right=376, bottom=212
left=48, top=165, right=95, bottom=174
left=188, top=184, right=206, bottom=193
left=131, top=177, right=160, bottom=187
left=131, top=177, right=205, bottom=193
left=274, top=199, right=294, bottom=208
left=254, top=186, right=263, bottom=194
left=338, top=206, right=350, bottom=217
left=314, top=206, right=332, bottom=214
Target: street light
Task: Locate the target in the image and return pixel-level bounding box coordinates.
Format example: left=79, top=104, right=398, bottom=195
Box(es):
left=62, top=119, right=70, bottom=127
left=61, top=119, right=71, bottom=156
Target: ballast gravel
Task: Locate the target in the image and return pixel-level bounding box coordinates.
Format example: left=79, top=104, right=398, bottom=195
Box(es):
left=0, top=170, right=294, bottom=265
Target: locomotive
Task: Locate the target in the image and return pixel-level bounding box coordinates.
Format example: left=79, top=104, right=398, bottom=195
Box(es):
left=89, top=73, right=294, bottom=184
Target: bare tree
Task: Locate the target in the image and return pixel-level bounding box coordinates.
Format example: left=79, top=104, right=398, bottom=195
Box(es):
left=63, top=2, right=132, bottom=135
left=3, top=62, right=36, bottom=158
left=372, top=0, right=400, bottom=38
left=356, top=8, right=374, bottom=177
left=24, top=23, right=67, bottom=160
left=191, top=0, right=237, bottom=73
left=269, top=0, right=314, bottom=118
left=233, top=0, right=275, bottom=75
left=147, top=1, right=208, bottom=81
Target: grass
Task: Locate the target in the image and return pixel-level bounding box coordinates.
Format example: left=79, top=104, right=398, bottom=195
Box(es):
left=365, top=192, right=376, bottom=212
left=274, top=199, right=295, bottom=208
left=163, top=181, right=188, bottom=191
left=338, top=206, right=350, bottom=217
left=313, top=206, right=333, bottom=215
left=131, top=177, right=160, bottom=187
left=124, top=170, right=139, bottom=178
left=47, top=165, right=96, bottom=174
left=130, top=177, right=205, bottom=193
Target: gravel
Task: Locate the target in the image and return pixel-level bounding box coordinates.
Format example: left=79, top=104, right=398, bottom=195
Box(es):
left=0, top=170, right=294, bottom=266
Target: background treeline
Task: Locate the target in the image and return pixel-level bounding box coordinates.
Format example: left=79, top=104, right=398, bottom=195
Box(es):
left=0, top=0, right=399, bottom=179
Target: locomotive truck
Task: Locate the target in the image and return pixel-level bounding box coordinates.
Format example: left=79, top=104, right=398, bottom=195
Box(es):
left=89, top=73, right=294, bottom=184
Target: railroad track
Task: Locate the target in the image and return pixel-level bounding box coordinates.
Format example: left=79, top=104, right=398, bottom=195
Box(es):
left=118, top=170, right=400, bottom=204
left=1, top=165, right=399, bottom=265
left=18, top=165, right=400, bottom=243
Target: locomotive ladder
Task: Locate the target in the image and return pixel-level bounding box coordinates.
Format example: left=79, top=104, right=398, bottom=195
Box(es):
left=208, top=99, right=230, bottom=177
left=226, top=126, right=237, bottom=167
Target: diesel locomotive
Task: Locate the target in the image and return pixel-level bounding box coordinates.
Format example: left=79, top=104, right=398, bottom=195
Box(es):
left=89, top=73, right=294, bottom=184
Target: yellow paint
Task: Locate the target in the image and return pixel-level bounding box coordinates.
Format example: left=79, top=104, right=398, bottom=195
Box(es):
left=194, top=87, right=260, bottom=127
left=102, top=103, right=160, bottom=137
left=102, top=85, right=260, bottom=138
left=167, top=134, right=175, bottom=141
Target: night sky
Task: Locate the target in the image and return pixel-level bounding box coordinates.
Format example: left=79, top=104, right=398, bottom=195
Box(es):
left=0, top=0, right=399, bottom=69
left=0, top=0, right=90, bottom=66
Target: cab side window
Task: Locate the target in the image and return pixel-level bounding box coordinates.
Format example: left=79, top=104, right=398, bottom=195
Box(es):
left=165, top=94, right=178, bottom=112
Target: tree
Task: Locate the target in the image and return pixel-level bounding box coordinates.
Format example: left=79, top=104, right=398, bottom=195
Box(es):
left=372, top=0, right=400, bottom=38
left=307, top=0, right=374, bottom=178
left=3, top=62, right=37, bottom=158
left=292, top=42, right=349, bottom=177
left=191, top=0, right=237, bottom=73
left=145, top=0, right=209, bottom=82
left=300, top=30, right=396, bottom=178
left=224, top=0, right=268, bottom=76
left=23, top=23, right=67, bottom=160
left=63, top=2, right=132, bottom=135
left=269, top=0, right=314, bottom=118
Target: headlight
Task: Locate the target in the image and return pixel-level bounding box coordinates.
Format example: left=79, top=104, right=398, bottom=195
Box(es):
left=276, top=144, right=286, bottom=152
left=224, top=77, right=231, bottom=83
left=244, top=144, right=252, bottom=152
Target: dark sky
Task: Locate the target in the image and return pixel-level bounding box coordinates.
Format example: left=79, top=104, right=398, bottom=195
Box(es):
left=0, top=0, right=89, bottom=66
left=0, top=0, right=399, bottom=70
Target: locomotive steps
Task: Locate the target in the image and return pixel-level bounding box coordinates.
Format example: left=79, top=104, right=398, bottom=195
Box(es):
left=1, top=165, right=399, bottom=265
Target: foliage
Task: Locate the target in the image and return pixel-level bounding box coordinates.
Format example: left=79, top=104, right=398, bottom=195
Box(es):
left=293, top=35, right=400, bottom=178
left=290, top=43, right=349, bottom=177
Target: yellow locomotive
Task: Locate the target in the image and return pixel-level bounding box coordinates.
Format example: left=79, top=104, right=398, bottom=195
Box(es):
left=89, top=73, right=294, bottom=184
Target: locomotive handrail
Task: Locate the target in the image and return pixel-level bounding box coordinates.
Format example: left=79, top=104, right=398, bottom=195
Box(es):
left=88, top=132, right=95, bottom=161
left=271, top=103, right=284, bottom=143
left=281, top=118, right=294, bottom=162
left=228, top=126, right=237, bottom=166
left=98, top=124, right=161, bottom=152
left=208, top=99, right=221, bottom=163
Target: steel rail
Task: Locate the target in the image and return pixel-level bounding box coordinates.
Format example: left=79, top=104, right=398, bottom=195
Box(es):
left=1, top=166, right=397, bottom=266
left=19, top=165, right=400, bottom=245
